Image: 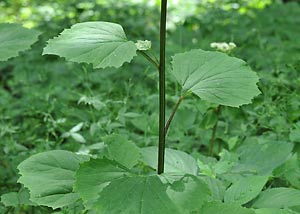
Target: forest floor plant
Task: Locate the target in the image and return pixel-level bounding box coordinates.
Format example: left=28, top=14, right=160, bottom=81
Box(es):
left=1, top=1, right=300, bottom=214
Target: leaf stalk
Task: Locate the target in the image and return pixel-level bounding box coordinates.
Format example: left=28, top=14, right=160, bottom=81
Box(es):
left=165, top=96, right=184, bottom=136
left=138, top=50, right=159, bottom=69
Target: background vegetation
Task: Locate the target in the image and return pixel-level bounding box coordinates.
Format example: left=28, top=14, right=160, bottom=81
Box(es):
left=0, top=0, right=299, bottom=213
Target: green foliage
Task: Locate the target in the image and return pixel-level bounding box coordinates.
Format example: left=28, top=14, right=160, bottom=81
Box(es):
left=200, top=201, right=255, bottom=214
left=0, top=1, right=299, bottom=213
left=253, top=188, right=300, bottom=209
left=92, top=175, right=179, bottom=214
left=171, top=49, right=260, bottom=107
left=141, top=147, right=198, bottom=175
left=224, top=175, right=268, bottom=205
left=0, top=23, right=40, bottom=61
left=0, top=189, right=35, bottom=207
left=62, top=148, right=212, bottom=213
left=75, top=158, right=129, bottom=209
left=236, top=141, right=293, bottom=175
left=167, top=175, right=211, bottom=212
left=43, top=22, right=138, bottom=69
left=254, top=208, right=300, bottom=214
left=17, top=150, right=89, bottom=209
left=103, top=134, right=141, bottom=169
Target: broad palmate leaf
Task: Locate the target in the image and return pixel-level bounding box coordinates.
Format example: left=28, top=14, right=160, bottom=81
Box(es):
left=171, top=49, right=260, bottom=107
left=18, top=150, right=89, bottom=209
left=0, top=23, right=40, bottom=61
left=43, top=22, right=137, bottom=68
left=75, top=157, right=179, bottom=214
left=74, top=158, right=129, bottom=209
left=93, top=175, right=180, bottom=214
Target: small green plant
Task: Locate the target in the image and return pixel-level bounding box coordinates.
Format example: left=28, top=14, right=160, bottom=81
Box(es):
left=2, top=1, right=300, bottom=214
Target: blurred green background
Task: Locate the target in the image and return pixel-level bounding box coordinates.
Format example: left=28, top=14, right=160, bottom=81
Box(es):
left=0, top=0, right=300, bottom=213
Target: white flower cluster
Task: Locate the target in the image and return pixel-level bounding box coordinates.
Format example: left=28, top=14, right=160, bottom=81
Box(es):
left=210, top=42, right=237, bottom=52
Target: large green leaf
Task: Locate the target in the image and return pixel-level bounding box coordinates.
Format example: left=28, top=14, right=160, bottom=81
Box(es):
left=74, top=158, right=129, bottom=208
left=103, top=134, right=141, bottom=169
left=202, top=177, right=226, bottom=201
left=224, top=175, right=268, bottom=205
left=200, top=201, right=255, bottom=214
left=281, top=154, right=300, bottom=189
left=0, top=23, right=40, bottom=61
left=252, top=188, right=300, bottom=209
left=236, top=141, right=293, bottom=175
left=167, top=175, right=211, bottom=212
left=93, top=175, right=180, bottom=214
left=171, top=49, right=260, bottom=107
left=255, top=208, right=300, bottom=214
left=43, top=22, right=137, bottom=69
left=17, top=150, right=89, bottom=209
left=141, top=147, right=198, bottom=175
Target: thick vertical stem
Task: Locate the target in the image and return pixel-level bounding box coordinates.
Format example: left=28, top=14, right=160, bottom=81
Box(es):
left=157, top=0, right=168, bottom=174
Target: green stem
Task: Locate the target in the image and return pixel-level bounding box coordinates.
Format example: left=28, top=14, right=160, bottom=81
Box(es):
left=165, top=96, right=184, bottom=136
left=157, top=0, right=168, bottom=174
left=138, top=50, right=159, bottom=69
left=149, top=49, right=160, bottom=65
left=209, top=105, right=221, bottom=156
